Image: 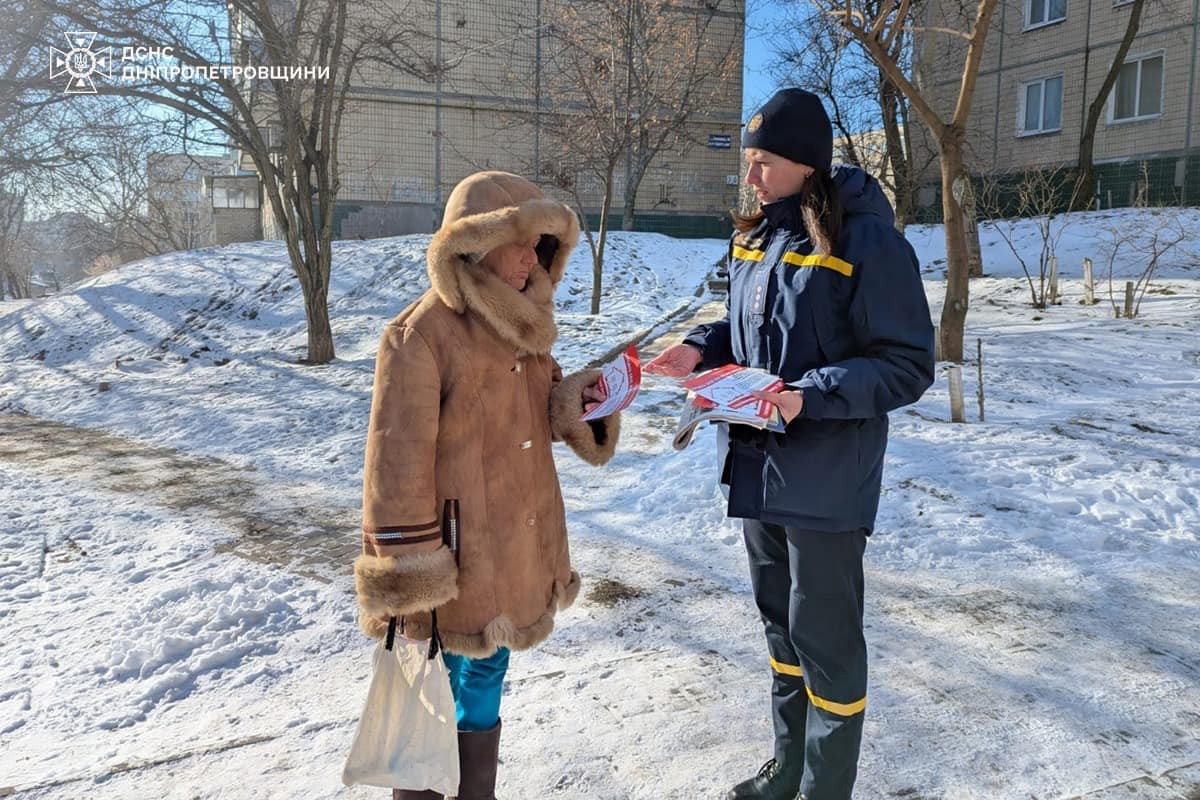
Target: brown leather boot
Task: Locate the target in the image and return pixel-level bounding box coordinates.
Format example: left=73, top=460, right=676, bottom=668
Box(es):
left=456, top=720, right=502, bottom=800
left=392, top=790, right=442, bottom=799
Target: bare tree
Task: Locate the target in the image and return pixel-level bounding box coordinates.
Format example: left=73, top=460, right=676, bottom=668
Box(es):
left=1102, top=208, right=1189, bottom=318
left=773, top=11, right=879, bottom=166
left=879, top=71, right=920, bottom=228
left=0, top=2, right=65, bottom=298
left=619, top=1, right=740, bottom=232
left=1070, top=0, right=1147, bottom=211
left=979, top=166, right=1072, bottom=308
left=536, top=0, right=740, bottom=314
left=804, top=0, right=1000, bottom=362
left=0, top=185, right=32, bottom=299
left=26, top=0, right=438, bottom=362
left=772, top=1, right=921, bottom=227
left=0, top=2, right=67, bottom=175
left=537, top=6, right=627, bottom=315
left=42, top=106, right=222, bottom=266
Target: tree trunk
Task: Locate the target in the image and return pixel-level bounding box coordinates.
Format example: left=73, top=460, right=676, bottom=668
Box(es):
left=938, top=134, right=970, bottom=363
left=622, top=150, right=652, bottom=231
left=1073, top=136, right=1097, bottom=212
left=293, top=222, right=336, bottom=363
left=621, top=180, right=637, bottom=232
left=1072, top=0, right=1146, bottom=211
left=592, top=167, right=616, bottom=315
left=303, top=278, right=336, bottom=363
left=960, top=175, right=983, bottom=277
left=880, top=75, right=914, bottom=228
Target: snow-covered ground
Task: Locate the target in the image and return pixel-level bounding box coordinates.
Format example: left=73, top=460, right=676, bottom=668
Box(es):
left=1, top=211, right=1198, bottom=799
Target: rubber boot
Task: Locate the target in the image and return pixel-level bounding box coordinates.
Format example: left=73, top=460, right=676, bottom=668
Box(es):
left=456, top=720, right=501, bottom=800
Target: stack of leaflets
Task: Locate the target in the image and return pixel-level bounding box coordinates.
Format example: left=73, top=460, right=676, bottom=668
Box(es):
left=672, top=365, right=787, bottom=450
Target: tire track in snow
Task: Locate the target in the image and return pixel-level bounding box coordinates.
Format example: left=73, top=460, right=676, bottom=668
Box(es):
left=0, top=412, right=359, bottom=583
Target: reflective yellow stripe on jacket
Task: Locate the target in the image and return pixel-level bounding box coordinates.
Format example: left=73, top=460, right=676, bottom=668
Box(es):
left=769, top=657, right=867, bottom=717
left=781, top=251, right=855, bottom=277
left=731, top=245, right=765, bottom=262
left=731, top=246, right=853, bottom=277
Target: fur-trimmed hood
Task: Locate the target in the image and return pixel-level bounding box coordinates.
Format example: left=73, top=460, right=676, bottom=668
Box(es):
left=426, top=171, right=580, bottom=355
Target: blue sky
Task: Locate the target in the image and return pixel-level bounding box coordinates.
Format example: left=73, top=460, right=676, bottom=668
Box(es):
left=741, top=2, right=880, bottom=134
left=742, top=0, right=791, bottom=119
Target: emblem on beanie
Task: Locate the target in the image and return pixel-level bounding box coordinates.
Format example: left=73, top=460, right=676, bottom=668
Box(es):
left=747, top=113, right=763, bottom=133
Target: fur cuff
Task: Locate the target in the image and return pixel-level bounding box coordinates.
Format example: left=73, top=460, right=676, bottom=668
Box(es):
left=557, top=570, right=582, bottom=611
left=363, top=571, right=584, bottom=653
left=354, top=546, right=459, bottom=620
left=550, top=369, right=620, bottom=465
left=359, top=615, right=393, bottom=639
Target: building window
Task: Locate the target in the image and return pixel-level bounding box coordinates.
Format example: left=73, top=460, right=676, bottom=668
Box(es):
left=1019, top=76, right=1064, bottom=135
left=1110, top=53, right=1164, bottom=122
left=212, top=186, right=260, bottom=209
left=1026, top=0, right=1066, bottom=28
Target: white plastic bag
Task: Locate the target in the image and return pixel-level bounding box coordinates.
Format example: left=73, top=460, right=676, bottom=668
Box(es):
left=342, top=631, right=460, bottom=794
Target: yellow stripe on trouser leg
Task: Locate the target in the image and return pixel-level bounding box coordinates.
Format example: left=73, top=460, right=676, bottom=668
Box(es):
left=770, top=657, right=865, bottom=716
left=805, top=688, right=866, bottom=717
left=769, top=656, right=804, bottom=677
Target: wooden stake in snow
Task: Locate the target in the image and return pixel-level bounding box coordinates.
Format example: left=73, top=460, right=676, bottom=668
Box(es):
left=976, top=338, right=985, bottom=422
left=1124, top=281, right=1135, bottom=318
left=948, top=365, right=966, bottom=423
left=1048, top=256, right=1059, bottom=305
left=1083, top=257, right=1095, bottom=305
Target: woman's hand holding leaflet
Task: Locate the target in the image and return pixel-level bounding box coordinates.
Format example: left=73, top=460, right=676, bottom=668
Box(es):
left=750, top=388, right=805, bottom=423
left=644, top=343, right=703, bottom=378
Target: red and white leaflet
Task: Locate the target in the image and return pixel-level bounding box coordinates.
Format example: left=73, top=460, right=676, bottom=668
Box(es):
left=680, top=364, right=783, bottom=421
left=580, top=344, right=641, bottom=421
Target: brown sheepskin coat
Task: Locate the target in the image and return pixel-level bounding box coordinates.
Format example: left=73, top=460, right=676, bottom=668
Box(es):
left=353, top=172, right=620, bottom=658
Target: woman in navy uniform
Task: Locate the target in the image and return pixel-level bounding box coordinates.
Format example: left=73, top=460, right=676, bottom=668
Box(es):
left=646, top=88, right=935, bottom=800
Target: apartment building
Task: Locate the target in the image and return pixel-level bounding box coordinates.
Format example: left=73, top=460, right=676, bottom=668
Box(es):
left=147, top=153, right=262, bottom=247
left=911, top=0, right=1200, bottom=213
left=244, top=0, right=745, bottom=240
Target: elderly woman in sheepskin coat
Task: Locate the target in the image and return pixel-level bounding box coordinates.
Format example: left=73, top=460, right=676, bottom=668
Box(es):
left=354, top=171, right=619, bottom=800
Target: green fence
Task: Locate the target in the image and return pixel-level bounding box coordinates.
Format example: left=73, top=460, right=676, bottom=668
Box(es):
left=916, top=151, right=1200, bottom=223
left=582, top=211, right=733, bottom=240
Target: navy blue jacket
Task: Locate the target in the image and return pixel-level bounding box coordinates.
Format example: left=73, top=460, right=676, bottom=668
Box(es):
left=684, top=165, right=934, bottom=532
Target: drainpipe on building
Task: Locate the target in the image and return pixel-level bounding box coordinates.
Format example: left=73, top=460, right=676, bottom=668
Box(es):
left=990, top=0, right=1008, bottom=172
left=534, top=0, right=542, bottom=178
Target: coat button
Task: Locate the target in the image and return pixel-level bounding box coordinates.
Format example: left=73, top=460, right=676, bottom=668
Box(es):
left=520, top=440, right=532, bottom=450
left=514, top=362, right=523, bottom=373
left=526, top=514, right=537, bottom=527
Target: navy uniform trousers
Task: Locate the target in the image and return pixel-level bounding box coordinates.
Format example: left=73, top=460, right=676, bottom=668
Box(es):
left=742, top=519, right=869, bottom=800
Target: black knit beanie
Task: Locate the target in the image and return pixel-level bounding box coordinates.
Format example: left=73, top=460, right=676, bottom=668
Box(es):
left=741, top=88, right=833, bottom=172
